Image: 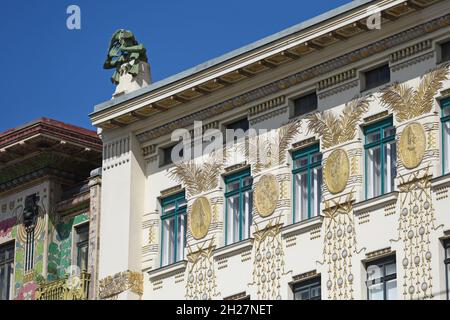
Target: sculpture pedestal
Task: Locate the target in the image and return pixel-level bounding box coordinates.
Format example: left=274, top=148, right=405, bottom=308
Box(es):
left=113, top=61, right=151, bottom=98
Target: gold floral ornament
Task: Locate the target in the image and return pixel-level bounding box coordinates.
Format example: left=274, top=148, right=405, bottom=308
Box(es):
left=168, top=151, right=225, bottom=198
left=324, top=149, right=350, bottom=194
left=399, top=122, right=426, bottom=169
left=380, top=63, right=449, bottom=123
left=254, top=174, right=279, bottom=217
left=306, top=97, right=371, bottom=149
left=189, top=196, right=212, bottom=240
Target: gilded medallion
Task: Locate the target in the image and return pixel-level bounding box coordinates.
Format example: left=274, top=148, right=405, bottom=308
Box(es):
left=324, top=149, right=349, bottom=194
left=254, top=174, right=279, bottom=217
left=189, top=197, right=212, bottom=240
left=399, top=122, right=426, bottom=169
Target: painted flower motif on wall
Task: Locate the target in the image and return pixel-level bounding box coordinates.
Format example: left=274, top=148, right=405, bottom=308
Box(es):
left=15, top=282, right=37, bottom=300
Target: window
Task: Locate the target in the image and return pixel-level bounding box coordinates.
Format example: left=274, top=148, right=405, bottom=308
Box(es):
left=160, top=192, right=187, bottom=266
left=292, top=144, right=322, bottom=222
left=363, top=64, right=390, bottom=91
left=226, top=118, right=249, bottom=132
left=225, top=169, right=253, bottom=245
left=444, top=239, right=450, bottom=300
left=441, top=98, right=450, bottom=174
left=75, top=224, right=89, bottom=272
left=0, top=242, right=14, bottom=300
left=366, top=256, right=397, bottom=300
left=292, top=92, right=317, bottom=118
left=292, top=277, right=321, bottom=300
left=441, top=40, right=450, bottom=63
left=160, top=145, right=184, bottom=167
left=364, top=118, right=396, bottom=199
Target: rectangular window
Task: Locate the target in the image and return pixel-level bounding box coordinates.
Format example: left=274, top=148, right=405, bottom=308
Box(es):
left=292, top=144, right=322, bottom=222
left=441, top=98, right=450, bottom=174
left=441, top=40, right=450, bottom=63
left=160, top=192, right=187, bottom=267
left=0, top=242, right=14, bottom=300
left=226, top=118, right=249, bottom=132
left=293, top=277, right=321, bottom=300
left=363, top=64, right=390, bottom=91
left=444, top=239, right=450, bottom=300
left=292, top=92, right=318, bottom=118
left=366, top=256, right=397, bottom=300
left=225, top=169, right=253, bottom=245
left=75, top=223, right=89, bottom=272
left=364, top=118, right=396, bottom=199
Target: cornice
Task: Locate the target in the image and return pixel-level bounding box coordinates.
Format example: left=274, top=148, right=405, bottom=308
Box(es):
left=135, top=13, right=450, bottom=144
left=92, top=0, right=444, bottom=128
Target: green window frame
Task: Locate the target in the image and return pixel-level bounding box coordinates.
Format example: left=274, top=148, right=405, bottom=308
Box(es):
left=224, top=169, right=253, bottom=245
left=440, top=97, right=450, bottom=175
left=364, top=117, right=396, bottom=199
left=292, top=144, right=322, bottom=223
left=292, top=276, right=321, bottom=300
left=160, top=191, right=187, bottom=267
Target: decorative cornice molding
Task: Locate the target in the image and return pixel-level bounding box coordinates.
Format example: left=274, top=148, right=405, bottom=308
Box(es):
left=135, top=14, right=450, bottom=144
left=391, top=51, right=435, bottom=72
left=248, top=96, right=286, bottom=117
left=390, top=39, right=433, bottom=63
left=292, top=270, right=318, bottom=282
left=249, top=107, right=288, bottom=125
left=363, top=110, right=390, bottom=124
left=365, top=247, right=392, bottom=260
left=317, top=69, right=356, bottom=91
left=318, top=79, right=359, bottom=100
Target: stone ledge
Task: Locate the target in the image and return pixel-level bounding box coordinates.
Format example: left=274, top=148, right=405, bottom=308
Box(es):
left=353, top=191, right=399, bottom=215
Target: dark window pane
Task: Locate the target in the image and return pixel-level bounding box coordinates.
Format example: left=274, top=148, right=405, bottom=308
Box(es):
left=442, top=41, right=450, bottom=62
left=293, top=92, right=317, bottom=118
left=366, top=256, right=397, bottom=300
left=364, top=65, right=390, bottom=91
left=293, top=277, right=321, bottom=300
left=226, top=118, right=249, bottom=132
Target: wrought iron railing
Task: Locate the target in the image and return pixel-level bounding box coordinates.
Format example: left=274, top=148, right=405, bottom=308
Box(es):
left=35, top=271, right=90, bottom=300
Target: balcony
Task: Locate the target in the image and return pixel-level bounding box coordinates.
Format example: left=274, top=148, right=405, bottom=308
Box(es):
left=35, top=271, right=90, bottom=300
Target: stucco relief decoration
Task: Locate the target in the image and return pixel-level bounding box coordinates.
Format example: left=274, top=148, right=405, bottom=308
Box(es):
left=185, top=239, right=219, bottom=300
left=324, top=149, right=350, bottom=194
left=168, top=152, right=225, bottom=198
left=380, top=63, right=449, bottom=123
left=98, top=270, right=143, bottom=300
left=254, top=174, right=279, bottom=217
left=394, top=167, right=436, bottom=299
left=189, top=196, right=212, bottom=240
left=243, top=120, right=301, bottom=174
left=322, top=190, right=359, bottom=300
left=250, top=220, right=285, bottom=300
left=399, top=122, right=426, bottom=169
left=306, top=97, right=370, bottom=149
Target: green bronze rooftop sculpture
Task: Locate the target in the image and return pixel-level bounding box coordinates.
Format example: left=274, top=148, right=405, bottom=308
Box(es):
left=103, top=29, right=148, bottom=85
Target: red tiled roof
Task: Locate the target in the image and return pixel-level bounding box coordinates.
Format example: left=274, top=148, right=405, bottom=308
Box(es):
left=0, top=117, right=101, bottom=150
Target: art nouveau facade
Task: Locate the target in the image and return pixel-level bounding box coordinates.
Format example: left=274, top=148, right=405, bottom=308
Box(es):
left=0, top=118, right=102, bottom=300
left=91, top=0, right=450, bottom=300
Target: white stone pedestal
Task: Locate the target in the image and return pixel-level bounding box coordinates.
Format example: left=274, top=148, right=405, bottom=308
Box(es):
left=113, top=61, right=151, bottom=98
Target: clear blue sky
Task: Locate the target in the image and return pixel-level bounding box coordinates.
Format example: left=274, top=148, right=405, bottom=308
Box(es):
left=0, top=0, right=350, bottom=132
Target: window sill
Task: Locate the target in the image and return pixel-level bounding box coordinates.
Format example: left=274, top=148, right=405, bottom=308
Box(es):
left=431, top=172, right=450, bottom=189
left=282, top=215, right=323, bottom=238
left=353, top=191, right=398, bottom=215
left=147, top=259, right=187, bottom=282
left=214, top=238, right=253, bottom=260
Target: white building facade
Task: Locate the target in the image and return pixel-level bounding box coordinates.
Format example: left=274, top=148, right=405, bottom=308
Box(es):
left=90, top=0, right=450, bottom=300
